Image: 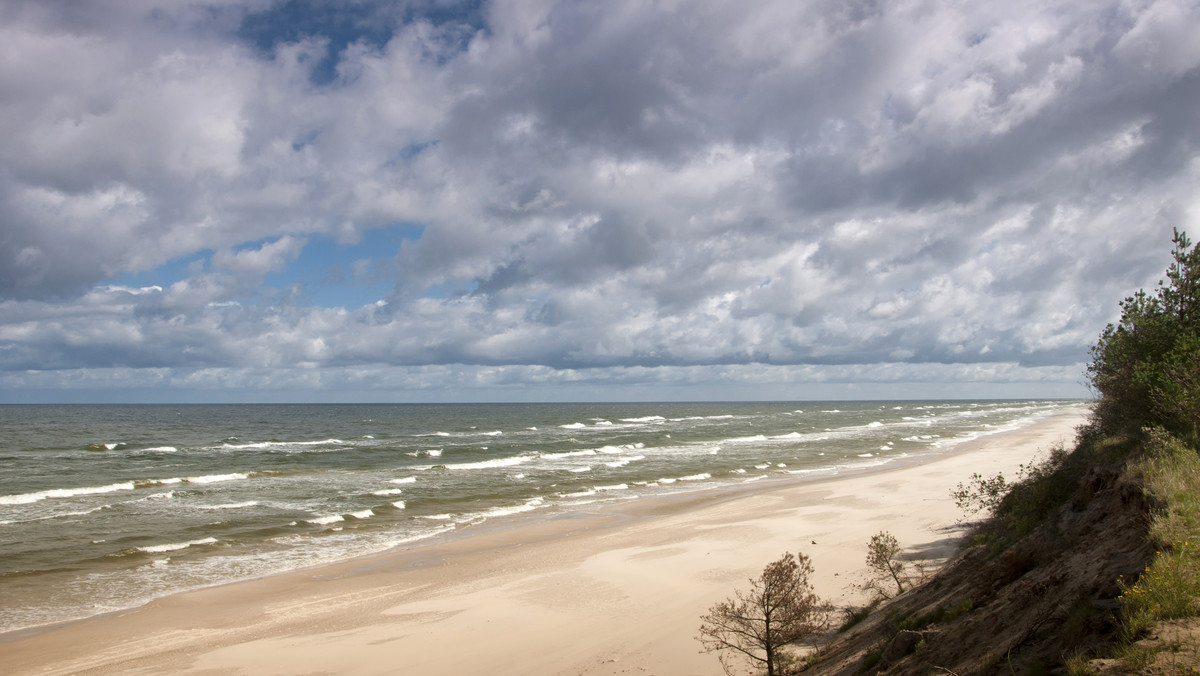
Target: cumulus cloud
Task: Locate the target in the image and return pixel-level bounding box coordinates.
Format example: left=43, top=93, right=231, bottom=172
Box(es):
left=1, top=0, right=1198, bottom=400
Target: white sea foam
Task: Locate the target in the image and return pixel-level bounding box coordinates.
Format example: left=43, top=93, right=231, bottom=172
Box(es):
left=140, top=446, right=178, bottom=453
left=597, top=443, right=644, bottom=454
left=541, top=449, right=597, bottom=460
left=307, top=514, right=345, bottom=525
left=620, top=415, right=665, bottom=423
left=0, top=503, right=113, bottom=525
left=349, top=510, right=374, bottom=519
left=679, top=473, right=712, bottom=481
left=221, top=439, right=343, bottom=450
left=197, top=501, right=258, bottom=510
left=482, top=430, right=503, bottom=436
left=568, top=466, right=592, bottom=473
left=185, top=472, right=249, bottom=484
left=143, top=477, right=184, bottom=486
left=420, top=514, right=454, bottom=520
left=445, top=455, right=535, bottom=470
left=137, top=537, right=217, bottom=553
left=392, top=501, right=406, bottom=509
left=727, top=434, right=769, bottom=443
left=372, top=489, right=404, bottom=496
left=475, top=497, right=545, bottom=520
left=390, top=477, right=417, bottom=484
left=0, top=481, right=136, bottom=505
left=406, top=449, right=443, bottom=458
left=595, top=484, right=628, bottom=491
left=559, top=422, right=587, bottom=429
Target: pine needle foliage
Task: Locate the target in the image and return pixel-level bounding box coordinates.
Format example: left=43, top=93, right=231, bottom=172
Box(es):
left=1089, top=229, right=1200, bottom=440
left=698, top=552, right=829, bottom=676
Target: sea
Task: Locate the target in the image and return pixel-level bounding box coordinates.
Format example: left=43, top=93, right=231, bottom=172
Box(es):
left=0, top=399, right=1083, bottom=634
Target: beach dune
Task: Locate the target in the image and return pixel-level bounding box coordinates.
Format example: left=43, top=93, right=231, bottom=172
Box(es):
left=0, top=407, right=1087, bottom=675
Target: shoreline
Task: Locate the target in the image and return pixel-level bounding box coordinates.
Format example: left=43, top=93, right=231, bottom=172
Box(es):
left=0, top=406, right=1089, bottom=675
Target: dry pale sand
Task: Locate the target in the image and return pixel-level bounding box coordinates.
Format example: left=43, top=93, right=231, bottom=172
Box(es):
left=0, top=407, right=1088, bottom=676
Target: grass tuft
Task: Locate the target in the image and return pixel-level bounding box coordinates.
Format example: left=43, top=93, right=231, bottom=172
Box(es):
left=1118, top=427, right=1200, bottom=667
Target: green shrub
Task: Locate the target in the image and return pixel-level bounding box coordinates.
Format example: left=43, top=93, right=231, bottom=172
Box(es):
left=1119, top=428, right=1200, bottom=644
left=953, top=442, right=1083, bottom=538
left=839, top=605, right=873, bottom=632
left=859, top=650, right=882, bottom=672
left=895, top=598, right=973, bottom=632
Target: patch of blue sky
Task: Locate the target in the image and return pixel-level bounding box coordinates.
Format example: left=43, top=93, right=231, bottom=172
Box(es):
left=110, top=250, right=212, bottom=291
left=263, top=223, right=424, bottom=308
left=110, top=224, right=423, bottom=309
left=392, top=140, right=439, bottom=164
left=237, top=0, right=489, bottom=84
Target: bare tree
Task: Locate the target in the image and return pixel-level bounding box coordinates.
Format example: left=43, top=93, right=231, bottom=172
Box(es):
left=697, top=552, right=829, bottom=676
left=864, top=530, right=907, bottom=598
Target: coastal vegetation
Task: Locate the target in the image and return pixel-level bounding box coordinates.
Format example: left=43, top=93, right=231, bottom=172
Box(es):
left=863, top=531, right=907, bottom=598
left=858, top=530, right=924, bottom=602
left=707, top=230, right=1200, bottom=674
left=698, top=552, right=830, bottom=676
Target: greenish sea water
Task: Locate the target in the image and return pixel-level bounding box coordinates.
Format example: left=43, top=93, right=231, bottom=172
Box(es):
left=0, top=400, right=1080, bottom=633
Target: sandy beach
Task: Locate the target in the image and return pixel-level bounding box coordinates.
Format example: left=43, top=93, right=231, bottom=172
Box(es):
left=0, top=406, right=1088, bottom=675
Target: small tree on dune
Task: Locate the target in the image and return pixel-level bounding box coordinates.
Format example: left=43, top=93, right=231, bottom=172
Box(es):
left=697, top=551, right=829, bottom=676
left=864, top=530, right=907, bottom=598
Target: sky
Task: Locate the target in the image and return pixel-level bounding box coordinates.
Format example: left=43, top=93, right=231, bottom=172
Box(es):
left=1, top=0, right=1198, bottom=403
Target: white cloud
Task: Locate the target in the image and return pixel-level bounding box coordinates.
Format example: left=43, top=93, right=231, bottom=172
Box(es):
left=212, top=236, right=307, bottom=275
left=2, top=0, right=1198, bottom=400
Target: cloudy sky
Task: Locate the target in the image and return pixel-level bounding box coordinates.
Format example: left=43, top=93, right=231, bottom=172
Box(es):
left=2, top=0, right=1198, bottom=403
